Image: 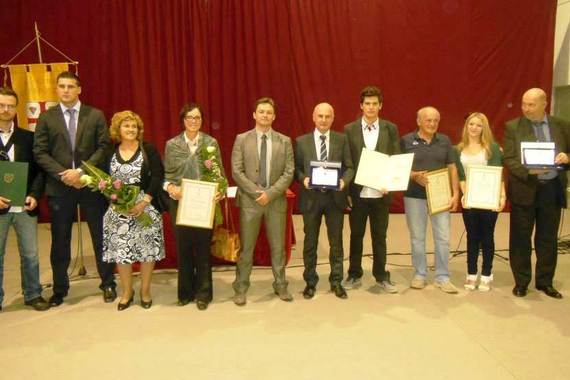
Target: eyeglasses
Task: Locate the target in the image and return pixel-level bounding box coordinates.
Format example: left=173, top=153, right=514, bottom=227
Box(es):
left=185, top=115, right=202, bottom=121
left=0, top=104, right=16, bottom=111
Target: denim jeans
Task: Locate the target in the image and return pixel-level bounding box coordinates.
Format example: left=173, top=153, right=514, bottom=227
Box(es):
left=0, top=212, right=42, bottom=304
left=404, top=197, right=451, bottom=282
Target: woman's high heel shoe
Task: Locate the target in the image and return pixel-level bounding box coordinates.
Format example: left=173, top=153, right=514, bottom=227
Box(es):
left=140, top=292, right=152, bottom=309
left=117, top=293, right=134, bottom=311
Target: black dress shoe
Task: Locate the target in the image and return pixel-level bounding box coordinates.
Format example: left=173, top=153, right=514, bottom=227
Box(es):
left=303, top=285, right=316, bottom=299
left=117, top=295, right=134, bottom=311
left=512, top=285, right=528, bottom=297
left=25, top=296, right=50, bottom=311
left=331, top=284, right=348, bottom=299
left=177, top=298, right=192, bottom=306
left=49, top=293, right=65, bottom=307
left=536, top=285, right=563, bottom=299
left=103, top=287, right=117, bottom=303
left=196, top=300, right=209, bottom=310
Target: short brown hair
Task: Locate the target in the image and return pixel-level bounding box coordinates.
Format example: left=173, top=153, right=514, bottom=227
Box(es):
left=253, top=97, right=276, bottom=113
left=360, top=86, right=383, bottom=104
left=179, top=103, right=204, bottom=126
left=0, top=87, right=18, bottom=105
left=56, top=71, right=81, bottom=87
left=109, top=110, right=144, bottom=143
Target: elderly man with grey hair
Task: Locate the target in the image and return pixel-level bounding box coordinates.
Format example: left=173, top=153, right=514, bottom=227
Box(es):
left=504, top=88, right=570, bottom=299
left=400, top=106, right=460, bottom=293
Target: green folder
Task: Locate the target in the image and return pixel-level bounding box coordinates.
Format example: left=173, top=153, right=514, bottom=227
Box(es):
left=0, top=161, right=28, bottom=207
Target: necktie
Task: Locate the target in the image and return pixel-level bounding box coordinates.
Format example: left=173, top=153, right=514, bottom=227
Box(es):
left=534, top=122, right=547, bottom=142
left=319, top=134, right=327, bottom=161
left=259, top=134, right=267, bottom=188
left=66, top=108, right=77, bottom=151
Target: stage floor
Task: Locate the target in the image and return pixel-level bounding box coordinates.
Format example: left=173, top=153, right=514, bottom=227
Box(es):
left=1, top=212, right=569, bottom=380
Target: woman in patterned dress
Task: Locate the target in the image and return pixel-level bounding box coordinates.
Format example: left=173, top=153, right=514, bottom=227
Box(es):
left=103, top=110, right=165, bottom=310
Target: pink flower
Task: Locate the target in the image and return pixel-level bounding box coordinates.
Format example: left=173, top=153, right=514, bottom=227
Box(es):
left=110, top=193, right=118, bottom=201
left=98, top=180, right=108, bottom=190
left=204, top=159, right=213, bottom=169
left=112, top=179, right=122, bottom=189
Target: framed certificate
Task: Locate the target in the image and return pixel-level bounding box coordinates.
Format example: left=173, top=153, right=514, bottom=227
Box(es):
left=309, top=160, right=341, bottom=190
left=464, top=165, right=502, bottom=210
left=176, top=179, right=219, bottom=229
left=425, top=168, right=451, bottom=215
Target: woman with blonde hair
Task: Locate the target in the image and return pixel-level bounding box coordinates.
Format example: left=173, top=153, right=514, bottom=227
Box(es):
left=455, top=112, right=505, bottom=291
left=102, top=110, right=165, bottom=310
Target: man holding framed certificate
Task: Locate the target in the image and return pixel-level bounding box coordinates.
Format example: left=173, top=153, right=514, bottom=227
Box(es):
left=343, top=86, right=401, bottom=293
left=294, top=103, right=354, bottom=299
left=401, top=106, right=460, bottom=294
left=503, top=88, right=570, bottom=299
left=0, top=87, right=48, bottom=312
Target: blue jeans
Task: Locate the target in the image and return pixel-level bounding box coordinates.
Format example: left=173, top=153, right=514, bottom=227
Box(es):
left=0, top=212, right=42, bottom=305
left=404, top=197, right=451, bottom=282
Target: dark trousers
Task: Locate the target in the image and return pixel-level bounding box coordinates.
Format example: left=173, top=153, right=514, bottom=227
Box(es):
left=48, top=191, right=115, bottom=295
left=509, top=179, right=562, bottom=288
left=302, top=191, right=344, bottom=287
left=462, top=208, right=498, bottom=276
left=348, top=196, right=390, bottom=282
left=172, top=199, right=213, bottom=302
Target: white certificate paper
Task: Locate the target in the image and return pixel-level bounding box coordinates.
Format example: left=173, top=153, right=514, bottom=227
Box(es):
left=354, top=149, right=414, bottom=191
left=464, top=165, right=502, bottom=210
left=521, top=141, right=555, bottom=165
left=176, top=179, right=218, bottom=229
left=312, top=166, right=339, bottom=186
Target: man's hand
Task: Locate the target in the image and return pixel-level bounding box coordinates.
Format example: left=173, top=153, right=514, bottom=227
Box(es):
left=303, top=177, right=310, bottom=189
left=449, top=193, right=459, bottom=212
left=411, top=170, right=428, bottom=187
left=555, top=152, right=569, bottom=165
left=255, top=190, right=270, bottom=206
left=339, top=179, right=345, bottom=191
left=59, top=169, right=82, bottom=187
left=24, top=196, right=37, bottom=211
left=0, top=196, right=11, bottom=209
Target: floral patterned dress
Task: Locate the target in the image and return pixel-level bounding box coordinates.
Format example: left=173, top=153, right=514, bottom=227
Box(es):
left=102, top=148, right=165, bottom=264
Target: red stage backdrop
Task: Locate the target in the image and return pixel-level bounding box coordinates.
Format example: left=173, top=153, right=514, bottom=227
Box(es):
left=0, top=0, right=556, bottom=265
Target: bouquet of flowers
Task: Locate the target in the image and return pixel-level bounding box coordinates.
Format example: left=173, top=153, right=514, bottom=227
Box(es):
left=79, top=161, right=152, bottom=227
left=199, top=145, right=228, bottom=226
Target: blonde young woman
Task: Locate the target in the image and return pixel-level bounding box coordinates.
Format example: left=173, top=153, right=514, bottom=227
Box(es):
left=102, top=111, right=165, bottom=310
left=454, top=112, right=505, bottom=291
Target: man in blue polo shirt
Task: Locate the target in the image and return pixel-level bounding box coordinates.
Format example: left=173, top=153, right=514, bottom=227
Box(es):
left=400, top=106, right=460, bottom=293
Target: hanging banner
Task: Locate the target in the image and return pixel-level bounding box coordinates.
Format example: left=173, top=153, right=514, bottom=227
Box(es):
left=8, top=63, right=69, bottom=131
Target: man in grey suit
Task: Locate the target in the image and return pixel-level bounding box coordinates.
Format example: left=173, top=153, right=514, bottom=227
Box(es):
left=295, top=103, right=354, bottom=299
left=231, top=97, right=294, bottom=306
left=33, top=71, right=116, bottom=307
left=343, top=86, right=401, bottom=293
left=503, top=88, right=570, bottom=299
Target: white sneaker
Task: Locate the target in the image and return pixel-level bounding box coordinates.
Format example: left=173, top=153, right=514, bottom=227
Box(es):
left=377, top=280, right=398, bottom=294
left=464, top=274, right=478, bottom=291
left=410, top=277, right=427, bottom=289
left=479, top=274, right=493, bottom=292
left=342, top=277, right=362, bottom=290
left=435, top=280, right=459, bottom=294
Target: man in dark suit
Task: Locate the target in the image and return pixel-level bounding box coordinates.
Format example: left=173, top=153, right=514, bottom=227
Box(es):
left=0, top=87, right=48, bottom=311
left=343, top=86, right=401, bottom=293
left=295, top=103, right=354, bottom=299
left=231, top=97, right=294, bottom=306
left=503, top=88, right=570, bottom=299
left=33, top=71, right=116, bottom=306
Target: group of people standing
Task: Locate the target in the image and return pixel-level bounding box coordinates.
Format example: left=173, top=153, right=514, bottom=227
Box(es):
left=0, top=72, right=567, bottom=314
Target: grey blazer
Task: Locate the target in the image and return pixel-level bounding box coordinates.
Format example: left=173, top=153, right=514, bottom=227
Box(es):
left=231, top=128, right=294, bottom=211
left=164, top=131, right=224, bottom=184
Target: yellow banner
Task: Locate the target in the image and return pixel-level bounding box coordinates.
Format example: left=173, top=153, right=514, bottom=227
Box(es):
left=8, top=63, right=69, bottom=131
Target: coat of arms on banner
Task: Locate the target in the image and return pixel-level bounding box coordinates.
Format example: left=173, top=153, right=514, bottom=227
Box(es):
left=26, top=101, right=57, bottom=131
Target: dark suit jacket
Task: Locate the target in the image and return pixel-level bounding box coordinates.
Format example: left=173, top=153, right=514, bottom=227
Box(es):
left=503, top=115, right=570, bottom=207
left=102, top=141, right=165, bottom=211
left=344, top=117, right=401, bottom=203
left=33, top=103, right=110, bottom=196
left=294, top=130, right=354, bottom=212
left=1, top=127, right=45, bottom=216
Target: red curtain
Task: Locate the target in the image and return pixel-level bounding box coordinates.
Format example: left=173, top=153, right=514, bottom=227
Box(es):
left=0, top=0, right=556, bottom=263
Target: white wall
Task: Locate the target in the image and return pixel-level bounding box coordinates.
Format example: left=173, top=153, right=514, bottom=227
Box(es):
left=554, top=0, right=570, bottom=87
